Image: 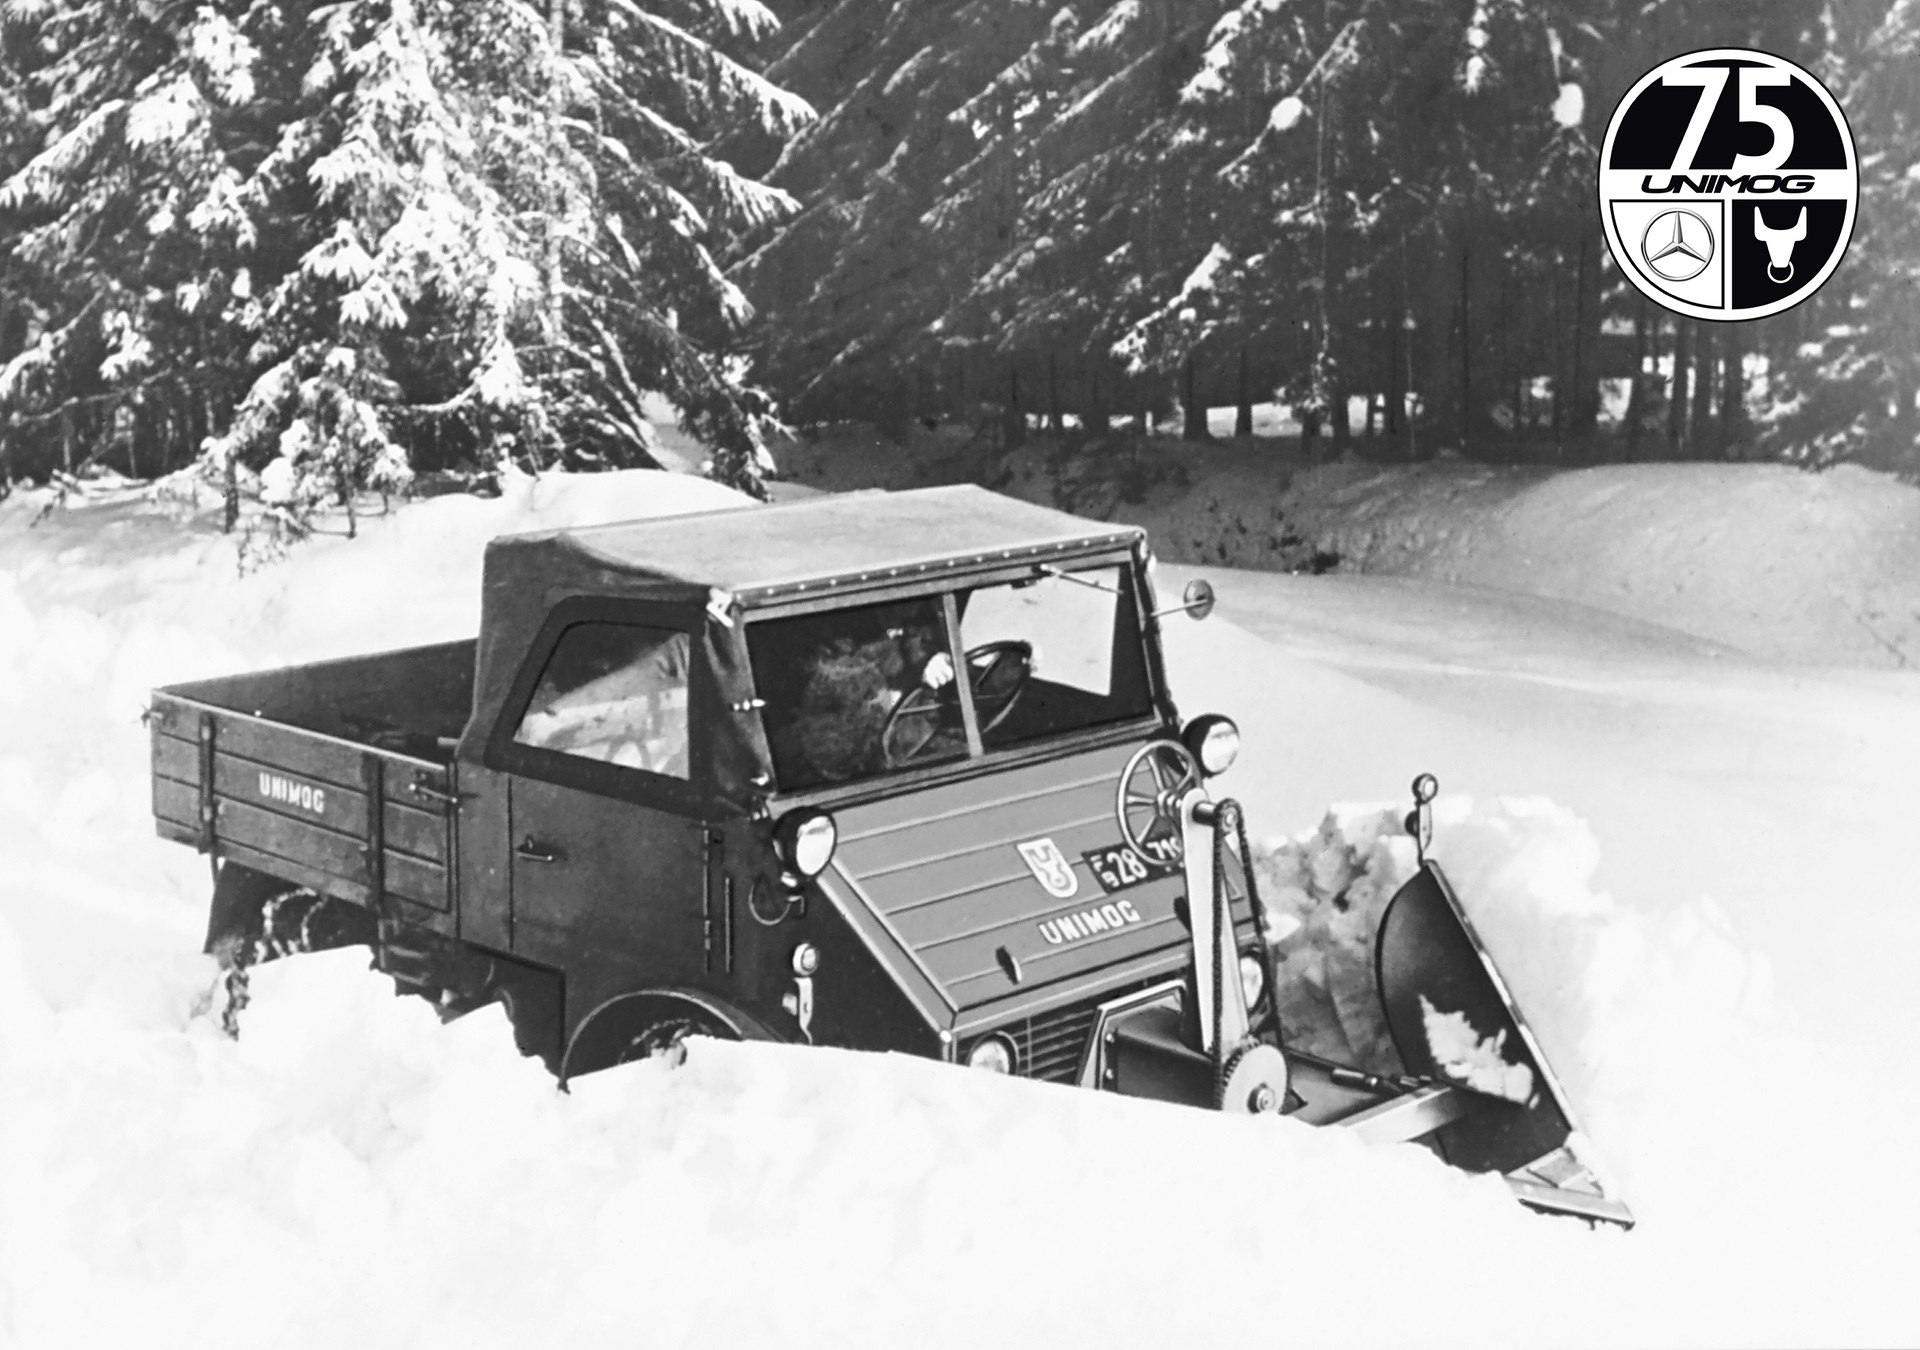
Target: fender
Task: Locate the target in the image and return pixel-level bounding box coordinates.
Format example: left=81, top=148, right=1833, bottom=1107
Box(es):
left=560, top=987, right=780, bottom=1083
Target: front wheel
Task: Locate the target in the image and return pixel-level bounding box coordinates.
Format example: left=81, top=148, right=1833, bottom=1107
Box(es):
left=624, top=1014, right=726, bottom=1070
left=560, top=996, right=740, bottom=1084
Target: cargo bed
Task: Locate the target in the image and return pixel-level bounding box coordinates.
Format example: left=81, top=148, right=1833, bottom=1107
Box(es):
left=150, top=640, right=476, bottom=918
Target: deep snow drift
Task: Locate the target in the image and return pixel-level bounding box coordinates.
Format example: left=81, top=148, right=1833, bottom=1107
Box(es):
left=3, top=468, right=1918, bottom=1348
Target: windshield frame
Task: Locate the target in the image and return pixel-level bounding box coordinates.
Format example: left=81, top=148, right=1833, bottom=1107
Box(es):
left=741, top=544, right=1170, bottom=807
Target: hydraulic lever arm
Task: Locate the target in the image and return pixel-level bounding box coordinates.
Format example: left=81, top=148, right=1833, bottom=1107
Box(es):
left=1180, top=788, right=1291, bottom=1113
left=1179, top=788, right=1249, bottom=1059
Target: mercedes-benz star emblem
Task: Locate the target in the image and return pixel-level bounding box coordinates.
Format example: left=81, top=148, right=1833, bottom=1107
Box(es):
left=1640, top=209, right=1714, bottom=283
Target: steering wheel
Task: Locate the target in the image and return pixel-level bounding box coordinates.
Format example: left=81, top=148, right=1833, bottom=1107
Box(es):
left=1115, top=740, right=1201, bottom=861
left=880, top=640, right=1034, bottom=766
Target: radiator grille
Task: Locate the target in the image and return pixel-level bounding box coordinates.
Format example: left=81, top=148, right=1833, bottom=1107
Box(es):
left=1009, top=1000, right=1101, bottom=1084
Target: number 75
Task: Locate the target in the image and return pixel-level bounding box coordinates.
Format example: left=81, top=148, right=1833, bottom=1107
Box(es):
left=1665, top=65, right=1793, bottom=173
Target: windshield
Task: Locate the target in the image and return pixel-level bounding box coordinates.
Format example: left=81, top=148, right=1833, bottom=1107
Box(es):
left=746, top=563, right=1153, bottom=792
left=956, top=564, right=1153, bottom=751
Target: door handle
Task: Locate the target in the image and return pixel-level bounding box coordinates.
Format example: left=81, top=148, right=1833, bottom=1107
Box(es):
left=515, top=837, right=560, bottom=864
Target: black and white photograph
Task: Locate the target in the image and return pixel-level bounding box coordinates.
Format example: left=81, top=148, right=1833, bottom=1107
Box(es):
left=1, top=0, right=1916, bottom=1344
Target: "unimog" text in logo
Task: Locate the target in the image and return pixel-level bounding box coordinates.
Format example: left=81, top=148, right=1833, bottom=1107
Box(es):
left=257, top=771, right=327, bottom=815
left=1037, top=899, right=1143, bottom=946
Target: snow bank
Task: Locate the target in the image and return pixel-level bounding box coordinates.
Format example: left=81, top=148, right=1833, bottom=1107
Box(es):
left=778, top=424, right=1920, bottom=668
left=1277, top=460, right=1920, bottom=668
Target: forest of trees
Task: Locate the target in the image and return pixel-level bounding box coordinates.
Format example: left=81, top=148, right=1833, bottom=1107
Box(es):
left=0, top=0, right=808, bottom=515
left=734, top=0, right=1918, bottom=470
left=1, top=0, right=1916, bottom=516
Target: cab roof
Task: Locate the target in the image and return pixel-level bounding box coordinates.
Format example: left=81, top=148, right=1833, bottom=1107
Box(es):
left=461, top=487, right=1149, bottom=802
left=494, top=484, right=1144, bottom=605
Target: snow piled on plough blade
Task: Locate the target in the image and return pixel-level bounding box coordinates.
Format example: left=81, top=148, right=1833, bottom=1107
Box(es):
left=1377, top=861, right=1630, bottom=1225
left=1247, top=796, right=1630, bottom=1223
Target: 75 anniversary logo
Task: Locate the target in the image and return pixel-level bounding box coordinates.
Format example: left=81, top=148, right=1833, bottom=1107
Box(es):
left=1599, top=48, right=1857, bottom=322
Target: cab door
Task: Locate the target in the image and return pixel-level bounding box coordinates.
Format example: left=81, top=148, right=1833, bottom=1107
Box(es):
left=507, top=777, right=704, bottom=1021
left=489, top=608, right=710, bottom=1036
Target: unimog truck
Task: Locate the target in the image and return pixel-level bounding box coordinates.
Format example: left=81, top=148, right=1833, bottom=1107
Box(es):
left=149, top=485, right=1630, bottom=1226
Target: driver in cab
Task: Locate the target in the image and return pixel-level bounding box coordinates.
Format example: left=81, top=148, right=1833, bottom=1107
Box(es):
left=786, top=603, right=957, bottom=784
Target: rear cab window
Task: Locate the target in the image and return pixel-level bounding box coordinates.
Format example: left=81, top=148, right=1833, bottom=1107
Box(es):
left=512, top=622, right=691, bottom=778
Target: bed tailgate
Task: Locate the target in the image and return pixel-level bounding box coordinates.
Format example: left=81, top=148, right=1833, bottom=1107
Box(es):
left=148, top=692, right=458, bottom=917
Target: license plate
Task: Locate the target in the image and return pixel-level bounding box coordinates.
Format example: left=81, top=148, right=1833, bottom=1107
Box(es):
left=1081, top=840, right=1179, bottom=894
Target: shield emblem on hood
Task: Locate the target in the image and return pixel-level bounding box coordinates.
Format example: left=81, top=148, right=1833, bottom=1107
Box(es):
left=1016, top=837, right=1080, bottom=899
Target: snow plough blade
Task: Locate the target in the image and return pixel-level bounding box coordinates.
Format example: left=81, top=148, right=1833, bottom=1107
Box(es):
left=1374, top=860, right=1634, bottom=1228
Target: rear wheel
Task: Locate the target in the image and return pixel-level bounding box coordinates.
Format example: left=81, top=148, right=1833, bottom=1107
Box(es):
left=205, top=862, right=376, bottom=966
left=202, top=863, right=377, bottom=1035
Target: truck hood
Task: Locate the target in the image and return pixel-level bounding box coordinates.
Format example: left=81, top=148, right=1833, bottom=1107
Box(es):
left=818, top=739, right=1209, bottom=1018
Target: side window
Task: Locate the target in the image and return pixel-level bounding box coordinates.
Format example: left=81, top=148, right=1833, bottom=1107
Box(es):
left=513, top=623, right=691, bottom=778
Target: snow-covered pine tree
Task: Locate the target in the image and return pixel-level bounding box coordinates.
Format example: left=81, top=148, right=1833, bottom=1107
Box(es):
left=0, top=0, right=810, bottom=519
left=734, top=0, right=1074, bottom=427
left=937, top=0, right=1227, bottom=437
left=737, top=0, right=1241, bottom=434
left=1762, top=0, right=1919, bottom=471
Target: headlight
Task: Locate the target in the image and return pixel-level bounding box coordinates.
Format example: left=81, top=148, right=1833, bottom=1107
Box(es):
left=1183, top=714, right=1241, bottom=777
left=965, top=1036, right=1015, bottom=1074
left=1239, top=952, right=1267, bottom=1010
left=774, top=809, right=838, bottom=879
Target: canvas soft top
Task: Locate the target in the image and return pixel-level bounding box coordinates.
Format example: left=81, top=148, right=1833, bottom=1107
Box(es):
left=487, top=485, right=1143, bottom=606
left=459, top=486, right=1147, bottom=809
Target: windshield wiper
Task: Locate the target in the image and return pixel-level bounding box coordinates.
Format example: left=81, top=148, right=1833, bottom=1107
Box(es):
left=1035, top=564, right=1123, bottom=595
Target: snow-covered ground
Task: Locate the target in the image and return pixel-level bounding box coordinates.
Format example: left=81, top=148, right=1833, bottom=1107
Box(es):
left=3, top=465, right=1918, bottom=1348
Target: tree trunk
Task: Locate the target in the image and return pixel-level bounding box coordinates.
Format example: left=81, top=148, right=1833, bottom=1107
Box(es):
left=219, top=390, right=237, bottom=532
left=1385, top=311, right=1402, bottom=435
left=1005, top=364, right=1026, bottom=449
left=1569, top=237, right=1589, bottom=445
left=1550, top=254, right=1565, bottom=451
left=1457, top=244, right=1471, bottom=453
left=1721, top=322, right=1748, bottom=458
left=1086, top=365, right=1111, bottom=444
left=1691, top=321, right=1716, bottom=448
left=1646, top=312, right=1665, bottom=458
left=1047, top=351, right=1063, bottom=436
left=1499, top=258, right=1514, bottom=444
left=1235, top=344, right=1253, bottom=438
left=1625, top=295, right=1649, bottom=459
left=1182, top=353, right=1209, bottom=441
left=1668, top=319, right=1691, bottom=453
left=1331, top=356, right=1351, bottom=447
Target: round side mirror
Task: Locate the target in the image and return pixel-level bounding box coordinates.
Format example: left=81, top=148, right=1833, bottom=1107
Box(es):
left=1182, top=578, right=1215, bottom=621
